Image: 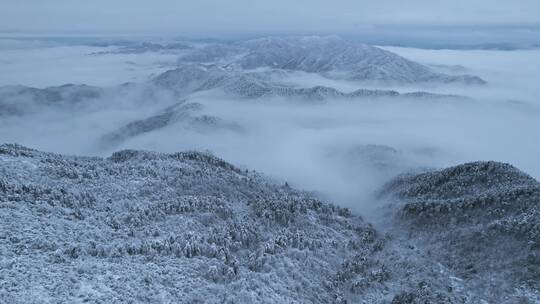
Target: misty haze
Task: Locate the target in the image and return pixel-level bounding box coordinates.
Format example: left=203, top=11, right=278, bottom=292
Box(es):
left=1, top=1, right=540, bottom=303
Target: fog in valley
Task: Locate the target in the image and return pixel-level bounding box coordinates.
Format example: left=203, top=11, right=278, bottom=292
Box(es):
left=1, top=38, right=539, bottom=212
left=2, top=1, right=540, bottom=303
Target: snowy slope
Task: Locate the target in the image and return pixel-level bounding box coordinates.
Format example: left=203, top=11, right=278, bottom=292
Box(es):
left=153, top=64, right=463, bottom=101
left=100, top=101, right=241, bottom=147
left=178, top=36, right=486, bottom=85
left=3, top=145, right=539, bottom=303
left=380, top=161, right=540, bottom=303
left=0, top=144, right=378, bottom=303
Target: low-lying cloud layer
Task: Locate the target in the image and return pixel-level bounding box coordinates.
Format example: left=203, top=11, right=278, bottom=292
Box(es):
left=1, top=37, right=539, bottom=212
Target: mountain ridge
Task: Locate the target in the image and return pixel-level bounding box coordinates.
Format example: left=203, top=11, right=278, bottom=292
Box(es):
left=179, top=36, right=486, bottom=85
left=1, top=145, right=539, bottom=303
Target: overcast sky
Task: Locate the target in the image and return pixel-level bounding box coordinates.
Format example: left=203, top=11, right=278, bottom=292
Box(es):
left=1, top=0, right=539, bottom=36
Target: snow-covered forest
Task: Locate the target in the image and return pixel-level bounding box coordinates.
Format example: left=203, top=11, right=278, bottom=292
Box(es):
left=1, top=1, right=540, bottom=303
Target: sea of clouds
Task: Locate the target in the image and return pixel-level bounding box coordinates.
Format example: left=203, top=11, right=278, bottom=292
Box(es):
left=1, top=37, right=539, bottom=212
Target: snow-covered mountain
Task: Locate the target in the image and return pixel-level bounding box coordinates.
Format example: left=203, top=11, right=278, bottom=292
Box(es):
left=0, top=144, right=376, bottom=303
left=1, top=145, right=539, bottom=303
left=92, top=42, right=192, bottom=55
left=153, top=64, right=464, bottom=101
left=179, top=36, right=486, bottom=85
left=100, top=101, right=241, bottom=146
left=380, top=161, right=540, bottom=302
left=0, top=84, right=103, bottom=116
left=0, top=37, right=479, bottom=120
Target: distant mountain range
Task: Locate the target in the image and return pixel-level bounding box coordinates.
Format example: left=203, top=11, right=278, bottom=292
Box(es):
left=153, top=64, right=464, bottom=101
left=0, top=84, right=103, bottom=116
left=91, top=42, right=192, bottom=55
left=100, top=101, right=241, bottom=147
left=0, top=36, right=482, bottom=148
left=179, top=36, right=486, bottom=85
left=0, top=36, right=481, bottom=117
